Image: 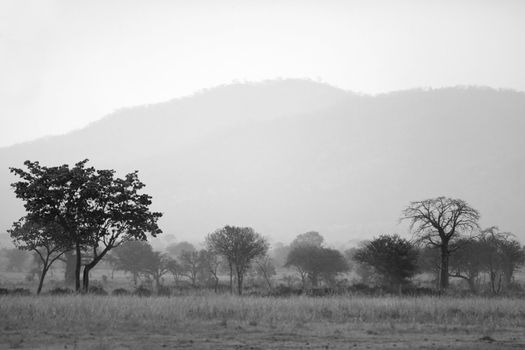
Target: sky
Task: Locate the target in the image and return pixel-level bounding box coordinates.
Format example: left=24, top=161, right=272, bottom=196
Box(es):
left=1, top=0, right=525, bottom=147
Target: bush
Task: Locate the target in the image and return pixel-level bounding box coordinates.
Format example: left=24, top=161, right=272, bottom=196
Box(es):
left=270, top=284, right=302, bottom=297
left=48, top=287, right=74, bottom=296
left=111, top=288, right=130, bottom=296
left=157, top=285, right=171, bottom=297
left=133, top=286, right=152, bottom=297
left=11, top=288, right=31, bottom=296
left=0, top=288, right=10, bottom=295
left=87, top=286, right=108, bottom=296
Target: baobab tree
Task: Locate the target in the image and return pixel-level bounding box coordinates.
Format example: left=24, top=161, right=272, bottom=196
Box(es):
left=402, top=197, right=479, bottom=290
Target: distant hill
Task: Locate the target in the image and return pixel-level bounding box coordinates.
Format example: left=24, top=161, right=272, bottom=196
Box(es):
left=1, top=80, right=524, bottom=247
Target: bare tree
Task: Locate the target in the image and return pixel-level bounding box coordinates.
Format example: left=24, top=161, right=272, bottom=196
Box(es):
left=402, top=197, right=480, bottom=290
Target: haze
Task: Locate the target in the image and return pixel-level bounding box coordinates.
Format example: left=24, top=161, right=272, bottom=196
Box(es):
left=2, top=0, right=525, bottom=146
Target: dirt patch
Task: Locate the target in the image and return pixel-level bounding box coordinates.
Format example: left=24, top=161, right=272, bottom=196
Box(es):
left=2, top=322, right=524, bottom=349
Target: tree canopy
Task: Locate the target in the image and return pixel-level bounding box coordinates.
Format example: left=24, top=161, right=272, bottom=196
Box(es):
left=10, top=160, right=162, bottom=291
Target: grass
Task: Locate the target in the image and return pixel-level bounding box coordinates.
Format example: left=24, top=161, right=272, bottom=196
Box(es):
left=1, top=294, right=524, bottom=330
left=2, top=294, right=525, bottom=349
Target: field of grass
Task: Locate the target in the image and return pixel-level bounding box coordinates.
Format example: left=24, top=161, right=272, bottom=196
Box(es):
left=1, top=294, right=525, bottom=349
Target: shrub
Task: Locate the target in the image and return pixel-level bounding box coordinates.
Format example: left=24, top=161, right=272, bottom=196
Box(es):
left=87, top=286, right=108, bottom=296
left=111, top=288, right=130, bottom=296
left=11, top=288, right=31, bottom=296
left=157, top=285, right=171, bottom=297
left=48, top=287, right=74, bottom=296
left=0, top=288, right=10, bottom=295
left=133, top=286, right=152, bottom=297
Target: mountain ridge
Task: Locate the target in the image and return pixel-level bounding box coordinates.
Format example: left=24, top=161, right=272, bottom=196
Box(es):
left=1, top=80, right=524, bottom=246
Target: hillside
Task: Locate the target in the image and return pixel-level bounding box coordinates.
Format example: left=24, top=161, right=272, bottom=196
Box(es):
left=1, top=80, right=524, bottom=246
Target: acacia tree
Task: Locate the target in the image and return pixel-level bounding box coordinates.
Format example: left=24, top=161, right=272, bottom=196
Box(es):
left=401, top=197, right=480, bottom=290
left=448, top=238, right=485, bottom=293
left=10, top=160, right=162, bottom=292
left=478, top=227, right=525, bottom=293
left=206, top=226, right=268, bottom=295
left=354, top=234, right=418, bottom=293
left=286, top=245, right=348, bottom=288
left=9, top=220, right=71, bottom=294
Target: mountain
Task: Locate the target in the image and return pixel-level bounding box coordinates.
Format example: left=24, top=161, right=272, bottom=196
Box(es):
left=1, top=80, right=524, bottom=247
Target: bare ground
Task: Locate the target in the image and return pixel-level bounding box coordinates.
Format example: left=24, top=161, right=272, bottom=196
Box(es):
left=2, top=321, right=524, bottom=349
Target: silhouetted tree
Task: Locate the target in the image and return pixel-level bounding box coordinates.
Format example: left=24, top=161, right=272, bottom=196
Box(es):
left=9, top=220, right=71, bottom=294
left=206, top=226, right=268, bottom=295
left=142, top=248, right=171, bottom=290
left=10, top=160, right=162, bottom=291
left=448, top=237, right=485, bottom=293
left=253, top=255, right=277, bottom=291
left=402, top=197, right=479, bottom=290
left=354, top=234, right=418, bottom=293
left=178, top=250, right=202, bottom=287
left=477, top=227, right=525, bottom=294
left=286, top=245, right=348, bottom=288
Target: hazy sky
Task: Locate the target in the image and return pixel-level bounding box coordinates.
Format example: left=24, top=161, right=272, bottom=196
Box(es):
left=1, top=0, right=524, bottom=147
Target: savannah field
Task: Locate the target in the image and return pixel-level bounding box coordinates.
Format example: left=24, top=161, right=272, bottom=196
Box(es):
left=1, top=293, right=525, bottom=350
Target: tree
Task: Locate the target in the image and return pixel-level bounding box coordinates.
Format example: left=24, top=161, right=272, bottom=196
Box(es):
left=178, top=250, right=202, bottom=287
left=477, top=227, right=525, bottom=293
left=141, top=249, right=171, bottom=290
left=448, top=238, right=485, bottom=293
left=9, top=220, right=71, bottom=294
left=290, top=231, right=324, bottom=248
left=10, top=160, right=162, bottom=291
left=286, top=245, right=348, bottom=288
left=354, top=234, right=418, bottom=293
left=198, top=249, right=222, bottom=292
left=253, top=255, right=277, bottom=291
left=166, top=241, right=196, bottom=258
left=206, top=226, right=268, bottom=295
left=111, top=240, right=153, bottom=285
left=401, top=197, right=480, bottom=290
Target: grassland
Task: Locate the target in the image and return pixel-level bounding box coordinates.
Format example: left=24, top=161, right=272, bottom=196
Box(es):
left=1, top=294, right=525, bottom=349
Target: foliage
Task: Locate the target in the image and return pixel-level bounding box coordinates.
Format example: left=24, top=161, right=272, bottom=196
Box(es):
left=286, top=245, right=348, bottom=288
left=9, top=160, right=162, bottom=291
left=354, top=234, right=418, bottom=292
left=111, top=240, right=154, bottom=285
left=206, top=226, right=269, bottom=295
left=290, top=231, right=324, bottom=248
left=166, top=241, right=196, bottom=258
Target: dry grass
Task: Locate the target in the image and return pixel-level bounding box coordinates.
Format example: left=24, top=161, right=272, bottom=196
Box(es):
left=1, top=294, right=524, bottom=331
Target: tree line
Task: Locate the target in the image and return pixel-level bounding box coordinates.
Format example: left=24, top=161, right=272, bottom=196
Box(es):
left=5, top=160, right=525, bottom=295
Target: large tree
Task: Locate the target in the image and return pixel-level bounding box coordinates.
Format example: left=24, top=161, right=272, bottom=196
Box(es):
left=401, top=197, right=479, bottom=290
left=206, top=226, right=268, bottom=295
left=10, top=160, right=162, bottom=291
left=354, top=234, right=418, bottom=293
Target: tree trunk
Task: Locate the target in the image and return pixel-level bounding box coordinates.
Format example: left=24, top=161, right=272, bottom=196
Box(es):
left=64, top=251, right=76, bottom=285
left=440, top=242, right=449, bottom=290
left=229, top=262, right=233, bottom=294
left=75, top=243, right=82, bottom=292
left=82, top=266, right=91, bottom=292
left=37, top=265, right=49, bottom=295
left=237, top=269, right=244, bottom=295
